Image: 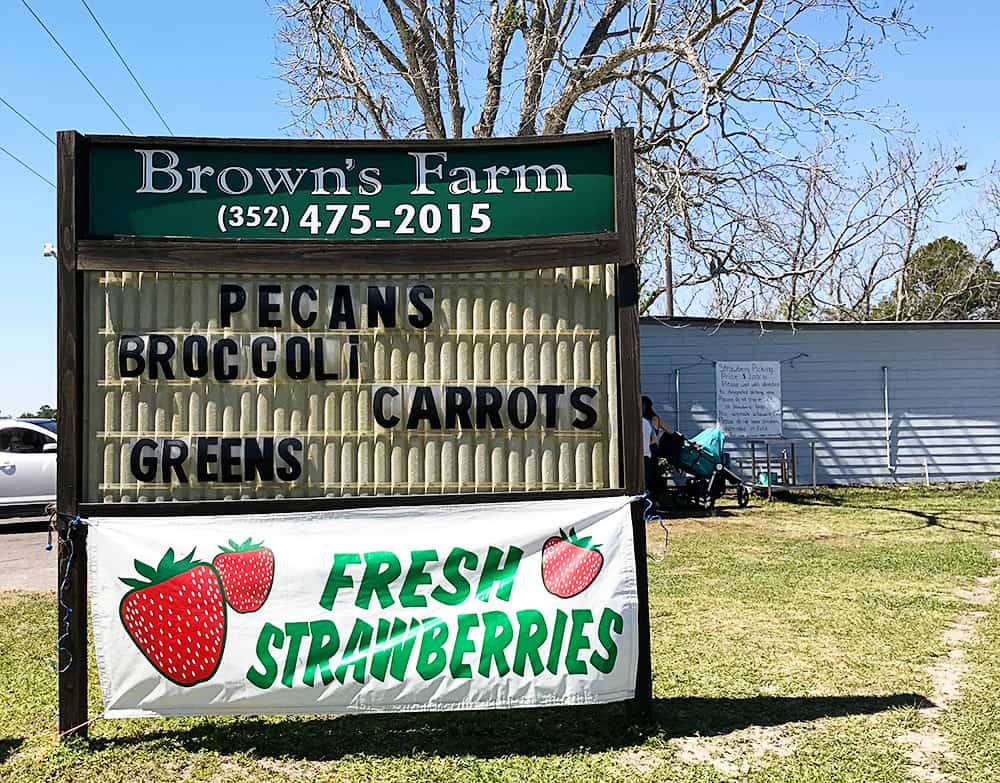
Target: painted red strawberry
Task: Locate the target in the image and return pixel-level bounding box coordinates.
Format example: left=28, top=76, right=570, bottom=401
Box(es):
left=212, top=538, right=275, bottom=613
left=119, top=548, right=227, bottom=687
left=541, top=527, right=604, bottom=598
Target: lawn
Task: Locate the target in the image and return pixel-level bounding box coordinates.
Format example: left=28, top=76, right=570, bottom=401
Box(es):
left=2, top=483, right=999, bottom=782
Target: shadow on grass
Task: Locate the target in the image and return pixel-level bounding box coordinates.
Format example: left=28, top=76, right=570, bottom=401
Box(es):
left=0, top=738, right=24, bottom=763
left=779, top=492, right=1000, bottom=538
left=87, top=693, right=930, bottom=760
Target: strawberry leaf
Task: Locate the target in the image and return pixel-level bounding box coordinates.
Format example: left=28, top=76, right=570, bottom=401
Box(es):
left=120, top=546, right=205, bottom=589
left=133, top=559, right=157, bottom=581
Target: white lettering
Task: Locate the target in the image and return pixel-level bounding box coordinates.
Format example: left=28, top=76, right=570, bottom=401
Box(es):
left=136, top=149, right=183, bottom=194
left=410, top=151, right=447, bottom=195
left=256, top=167, right=309, bottom=195
left=309, top=167, right=349, bottom=196
left=218, top=166, right=253, bottom=195
left=483, top=165, right=510, bottom=194
left=358, top=167, right=382, bottom=196
left=186, top=165, right=215, bottom=194
left=448, top=166, right=481, bottom=195
left=512, top=164, right=572, bottom=193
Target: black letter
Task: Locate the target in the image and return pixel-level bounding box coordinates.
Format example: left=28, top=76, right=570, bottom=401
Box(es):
left=444, top=386, right=473, bottom=428
left=148, top=334, right=176, bottom=380
left=213, top=338, right=239, bottom=382
left=251, top=336, right=277, bottom=379
left=314, top=337, right=339, bottom=380
left=570, top=387, right=599, bottom=429
left=196, top=438, right=219, bottom=482
left=244, top=438, right=275, bottom=481
left=373, top=387, right=400, bottom=427
left=285, top=336, right=311, bottom=380
left=537, top=385, right=565, bottom=428
left=118, top=335, right=145, bottom=378
left=406, top=387, right=442, bottom=429
left=367, top=286, right=397, bottom=328
left=276, top=438, right=303, bottom=480
left=475, top=387, right=503, bottom=428
left=130, top=439, right=158, bottom=481
left=220, top=284, right=247, bottom=327
left=182, top=335, right=209, bottom=378
left=329, top=285, right=357, bottom=329
left=508, top=387, right=537, bottom=429
left=220, top=437, right=242, bottom=482
left=161, top=439, right=189, bottom=483
left=408, top=285, right=434, bottom=328
left=257, top=284, right=282, bottom=328
left=291, top=285, right=318, bottom=328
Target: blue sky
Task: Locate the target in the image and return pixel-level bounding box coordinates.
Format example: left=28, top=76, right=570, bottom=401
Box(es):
left=0, top=1, right=997, bottom=415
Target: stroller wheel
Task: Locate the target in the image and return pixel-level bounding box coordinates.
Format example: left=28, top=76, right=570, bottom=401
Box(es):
left=737, top=484, right=751, bottom=508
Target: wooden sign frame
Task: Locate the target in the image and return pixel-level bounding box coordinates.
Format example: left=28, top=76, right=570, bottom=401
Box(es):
left=55, top=128, right=649, bottom=737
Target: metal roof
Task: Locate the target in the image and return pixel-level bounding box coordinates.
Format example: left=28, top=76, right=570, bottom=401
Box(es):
left=639, top=316, right=1000, bottom=331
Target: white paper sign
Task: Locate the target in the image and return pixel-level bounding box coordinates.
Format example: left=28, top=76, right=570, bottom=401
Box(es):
left=716, top=361, right=782, bottom=437
left=88, top=497, right=638, bottom=718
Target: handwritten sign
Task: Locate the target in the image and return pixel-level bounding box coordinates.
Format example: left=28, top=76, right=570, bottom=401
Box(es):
left=715, top=361, right=782, bottom=438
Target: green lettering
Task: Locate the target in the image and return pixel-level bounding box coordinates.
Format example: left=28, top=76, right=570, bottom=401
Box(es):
left=247, top=622, right=284, bottom=689
left=335, top=618, right=374, bottom=684
left=450, top=614, right=480, bottom=679
left=476, top=546, right=523, bottom=602
left=430, top=548, right=477, bottom=606
left=546, top=610, right=568, bottom=674
left=319, top=553, right=361, bottom=610
left=415, top=617, right=449, bottom=679
left=564, top=609, right=594, bottom=675
left=356, top=551, right=402, bottom=609
left=478, top=611, right=514, bottom=677
left=513, top=609, right=547, bottom=676
left=399, top=549, right=438, bottom=608
left=303, top=619, right=340, bottom=686
left=590, top=608, right=623, bottom=674
left=282, top=622, right=311, bottom=687
left=370, top=617, right=419, bottom=682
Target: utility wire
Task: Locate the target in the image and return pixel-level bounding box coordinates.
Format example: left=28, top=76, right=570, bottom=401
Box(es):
left=0, top=143, right=55, bottom=188
left=20, top=0, right=134, bottom=133
left=0, top=96, right=55, bottom=146
left=78, top=0, right=173, bottom=134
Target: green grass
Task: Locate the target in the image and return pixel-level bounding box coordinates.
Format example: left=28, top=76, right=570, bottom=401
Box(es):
left=2, top=483, right=1000, bottom=782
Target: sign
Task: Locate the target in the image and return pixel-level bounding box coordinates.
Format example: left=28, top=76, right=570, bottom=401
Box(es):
left=82, top=266, right=621, bottom=502
left=89, top=497, right=638, bottom=717
left=87, top=138, right=614, bottom=240
left=56, top=129, right=648, bottom=738
left=715, top=361, right=782, bottom=438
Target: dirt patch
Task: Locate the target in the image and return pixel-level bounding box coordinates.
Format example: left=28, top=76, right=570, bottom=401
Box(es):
left=616, top=748, right=662, bottom=775
left=897, top=551, right=1000, bottom=782
left=670, top=725, right=796, bottom=779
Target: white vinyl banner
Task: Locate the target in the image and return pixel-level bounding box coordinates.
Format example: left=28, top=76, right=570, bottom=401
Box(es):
left=88, top=497, right=639, bottom=718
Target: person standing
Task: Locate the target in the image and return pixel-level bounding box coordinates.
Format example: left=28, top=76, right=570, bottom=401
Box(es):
left=641, top=395, right=662, bottom=492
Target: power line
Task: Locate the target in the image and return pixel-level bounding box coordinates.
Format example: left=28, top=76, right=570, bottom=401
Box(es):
left=0, top=143, right=55, bottom=188
left=20, top=0, right=133, bottom=134
left=78, top=0, right=173, bottom=135
left=0, top=96, right=54, bottom=146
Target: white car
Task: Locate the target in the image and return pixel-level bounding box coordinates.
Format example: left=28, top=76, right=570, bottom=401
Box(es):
left=0, top=419, right=57, bottom=509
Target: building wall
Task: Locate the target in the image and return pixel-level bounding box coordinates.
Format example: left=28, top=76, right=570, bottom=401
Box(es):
left=639, top=319, right=1000, bottom=485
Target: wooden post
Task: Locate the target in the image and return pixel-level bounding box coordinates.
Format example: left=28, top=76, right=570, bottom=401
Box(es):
left=56, top=130, right=89, bottom=739
left=613, top=127, right=653, bottom=710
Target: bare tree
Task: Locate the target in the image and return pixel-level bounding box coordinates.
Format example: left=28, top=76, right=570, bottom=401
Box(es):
left=275, top=0, right=921, bottom=315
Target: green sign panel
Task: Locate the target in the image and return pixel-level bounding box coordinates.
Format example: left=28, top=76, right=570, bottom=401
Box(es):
left=87, top=138, right=614, bottom=241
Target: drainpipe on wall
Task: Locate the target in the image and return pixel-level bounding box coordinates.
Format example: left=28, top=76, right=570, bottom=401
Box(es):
left=674, top=368, right=681, bottom=432
left=882, top=366, right=896, bottom=474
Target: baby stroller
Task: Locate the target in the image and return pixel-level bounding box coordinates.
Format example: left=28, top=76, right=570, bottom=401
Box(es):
left=652, top=427, right=751, bottom=511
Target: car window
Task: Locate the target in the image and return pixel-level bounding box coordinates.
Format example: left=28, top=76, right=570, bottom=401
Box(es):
left=0, top=427, right=53, bottom=454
